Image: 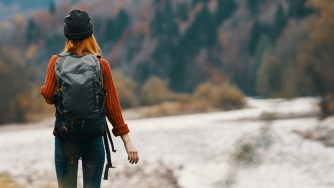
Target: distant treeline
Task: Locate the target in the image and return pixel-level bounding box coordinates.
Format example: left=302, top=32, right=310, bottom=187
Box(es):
left=0, top=0, right=333, bottom=123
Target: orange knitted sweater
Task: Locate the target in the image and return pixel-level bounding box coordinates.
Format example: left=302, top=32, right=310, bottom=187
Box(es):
left=40, top=55, right=130, bottom=137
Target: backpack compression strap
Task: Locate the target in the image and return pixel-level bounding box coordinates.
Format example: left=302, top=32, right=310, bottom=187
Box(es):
left=103, top=125, right=117, bottom=180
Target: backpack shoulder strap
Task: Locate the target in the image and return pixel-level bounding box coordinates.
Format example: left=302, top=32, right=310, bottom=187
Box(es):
left=55, top=54, right=68, bottom=77
left=93, top=55, right=105, bottom=87
left=55, top=53, right=102, bottom=79
left=57, top=52, right=71, bottom=57
left=91, top=54, right=99, bottom=62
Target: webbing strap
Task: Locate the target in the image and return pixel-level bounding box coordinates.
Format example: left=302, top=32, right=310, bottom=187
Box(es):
left=103, top=133, right=112, bottom=180
left=102, top=125, right=116, bottom=180
left=107, top=128, right=117, bottom=153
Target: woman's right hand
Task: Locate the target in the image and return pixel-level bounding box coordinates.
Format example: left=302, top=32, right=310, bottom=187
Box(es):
left=121, top=133, right=139, bottom=164
left=124, top=141, right=139, bottom=164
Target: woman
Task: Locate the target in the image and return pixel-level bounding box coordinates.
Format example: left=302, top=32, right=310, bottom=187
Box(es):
left=40, top=9, right=139, bottom=188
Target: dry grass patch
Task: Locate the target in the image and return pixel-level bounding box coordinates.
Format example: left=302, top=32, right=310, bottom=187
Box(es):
left=108, top=161, right=182, bottom=188
left=142, top=82, right=246, bottom=118
left=0, top=172, right=24, bottom=188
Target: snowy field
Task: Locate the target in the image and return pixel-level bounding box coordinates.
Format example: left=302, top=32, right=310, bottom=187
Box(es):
left=1, top=97, right=333, bottom=188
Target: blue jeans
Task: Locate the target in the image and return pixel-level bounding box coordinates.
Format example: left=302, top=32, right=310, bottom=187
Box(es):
left=55, top=136, right=105, bottom=188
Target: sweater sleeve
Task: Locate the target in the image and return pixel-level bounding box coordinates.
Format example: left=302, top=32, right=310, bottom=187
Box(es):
left=99, top=58, right=130, bottom=137
left=40, top=55, right=58, bottom=104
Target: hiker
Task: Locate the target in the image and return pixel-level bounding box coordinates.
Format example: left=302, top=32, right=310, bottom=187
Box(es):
left=40, top=9, right=139, bottom=188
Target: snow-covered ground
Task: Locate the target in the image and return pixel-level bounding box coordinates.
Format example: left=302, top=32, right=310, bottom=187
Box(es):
left=1, top=97, right=332, bottom=188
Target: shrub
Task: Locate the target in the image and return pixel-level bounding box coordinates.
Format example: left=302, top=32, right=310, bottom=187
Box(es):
left=112, top=70, right=139, bottom=109
left=0, top=46, right=39, bottom=124
left=141, top=82, right=246, bottom=118
left=193, top=82, right=246, bottom=110
left=140, top=76, right=174, bottom=106
left=320, top=93, right=334, bottom=118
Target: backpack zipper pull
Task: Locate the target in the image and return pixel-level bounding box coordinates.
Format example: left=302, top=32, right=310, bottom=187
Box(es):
left=62, top=124, right=67, bottom=132
left=59, top=82, right=66, bottom=91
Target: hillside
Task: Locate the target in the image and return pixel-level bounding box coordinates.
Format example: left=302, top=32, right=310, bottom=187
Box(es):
left=0, top=0, right=308, bottom=92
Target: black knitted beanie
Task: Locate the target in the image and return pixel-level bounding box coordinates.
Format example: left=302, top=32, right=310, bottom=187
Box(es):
left=64, top=9, right=93, bottom=40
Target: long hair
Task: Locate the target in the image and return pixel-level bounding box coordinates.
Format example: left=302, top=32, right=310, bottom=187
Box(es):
left=62, top=35, right=101, bottom=56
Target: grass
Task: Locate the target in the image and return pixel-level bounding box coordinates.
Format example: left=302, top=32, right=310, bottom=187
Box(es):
left=0, top=172, right=24, bottom=188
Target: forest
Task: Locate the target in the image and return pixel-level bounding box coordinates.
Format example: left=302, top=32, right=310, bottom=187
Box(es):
left=0, top=0, right=333, bottom=124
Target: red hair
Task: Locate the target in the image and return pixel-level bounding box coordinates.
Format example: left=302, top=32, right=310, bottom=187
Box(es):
left=62, top=35, right=101, bottom=56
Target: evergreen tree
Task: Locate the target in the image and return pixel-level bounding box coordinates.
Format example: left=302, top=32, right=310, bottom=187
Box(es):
left=92, top=16, right=103, bottom=42
left=153, top=0, right=162, bottom=4
left=150, top=10, right=164, bottom=38
left=69, top=0, right=80, bottom=5
left=256, top=55, right=283, bottom=97
left=45, top=33, right=64, bottom=56
left=269, top=5, right=288, bottom=41
left=49, top=0, right=56, bottom=14
left=26, top=18, right=39, bottom=44
left=216, top=0, right=237, bottom=26
left=104, top=9, right=130, bottom=42
left=135, top=62, right=151, bottom=82
left=197, top=6, right=217, bottom=47
left=151, top=2, right=179, bottom=40
left=170, top=5, right=217, bottom=91
left=249, top=19, right=262, bottom=55
left=104, top=18, right=114, bottom=42
left=254, top=35, right=271, bottom=67
left=247, top=0, right=266, bottom=14
left=113, top=9, right=130, bottom=40
left=149, top=1, right=183, bottom=91
left=182, top=5, right=217, bottom=55
left=177, top=2, right=189, bottom=22
left=192, top=0, right=210, bottom=7
left=287, top=0, right=313, bottom=19
left=168, top=51, right=186, bottom=92
left=247, top=35, right=271, bottom=95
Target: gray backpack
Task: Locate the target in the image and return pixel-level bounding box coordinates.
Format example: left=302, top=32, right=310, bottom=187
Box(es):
left=54, top=53, right=116, bottom=180
left=55, top=53, right=104, bottom=120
